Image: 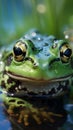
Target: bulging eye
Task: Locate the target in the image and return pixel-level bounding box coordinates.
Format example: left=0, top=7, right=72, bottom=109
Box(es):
left=13, top=40, right=27, bottom=61
left=60, top=44, right=72, bottom=63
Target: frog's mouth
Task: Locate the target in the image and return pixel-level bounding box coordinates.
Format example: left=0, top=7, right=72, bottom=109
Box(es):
left=7, top=71, right=71, bottom=98
left=7, top=71, right=72, bottom=82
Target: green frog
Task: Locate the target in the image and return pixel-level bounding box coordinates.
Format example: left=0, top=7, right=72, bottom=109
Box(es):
left=0, top=29, right=73, bottom=126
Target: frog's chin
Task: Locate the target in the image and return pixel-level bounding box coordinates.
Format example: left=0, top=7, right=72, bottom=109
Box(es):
left=7, top=71, right=72, bottom=83
left=8, top=79, right=69, bottom=98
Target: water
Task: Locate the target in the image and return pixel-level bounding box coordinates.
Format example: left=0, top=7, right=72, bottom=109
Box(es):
left=0, top=95, right=73, bottom=130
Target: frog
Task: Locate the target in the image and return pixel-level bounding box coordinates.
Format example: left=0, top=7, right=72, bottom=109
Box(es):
left=0, top=29, right=73, bottom=126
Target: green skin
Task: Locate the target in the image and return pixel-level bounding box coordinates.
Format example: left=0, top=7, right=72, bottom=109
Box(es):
left=0, top=29, right=73, bottom=125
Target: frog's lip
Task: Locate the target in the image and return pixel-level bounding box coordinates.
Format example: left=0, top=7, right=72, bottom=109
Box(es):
left=7, top=71, right=72, bottom=83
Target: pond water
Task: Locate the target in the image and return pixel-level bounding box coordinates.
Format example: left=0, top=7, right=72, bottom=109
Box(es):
left=0, top=95, right=73, bottom=130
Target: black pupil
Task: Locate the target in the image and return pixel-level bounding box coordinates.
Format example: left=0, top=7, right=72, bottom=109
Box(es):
left=64, top=48, right=72, bottom=57
left=13, top=47, right=23, bottom=56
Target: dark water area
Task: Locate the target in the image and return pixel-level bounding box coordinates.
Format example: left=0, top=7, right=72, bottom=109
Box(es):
left=0, top=96, right=73, bottom=130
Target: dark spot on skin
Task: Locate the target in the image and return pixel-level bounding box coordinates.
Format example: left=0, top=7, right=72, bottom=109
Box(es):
left=32, top=47, right=35, bottom=51
left=49, top=58, right=60, bottom=66
left=25, top=57, right=35, bottom=64
left=8, top=87, right=17, bottom=93
left=6, top=54, right=13, bottom=66
left=45, top=53, right=50, bottom=56
left=61, top=80, right=69, bottom=91
left=7, top=78, right=14, bottom=84
left=9, top=99, right=15, bottom=103
left=7, top=78, right=21, bottom=93
left=1, top=81, right=6, bottom=89
left=57, top=84, right=62, bottom=91
left=27, top=40, right=37, bottom=52
left=17, top=101, right=24, bottom=104
left=23, top=87, right=27, bottom=91
left=71, top=57, right=73, bottom=68
left=44, top=43, right=49, bottom=46
left=48, top=88, right=56, bottom=95
left=32, top=36, right=37, bottom=40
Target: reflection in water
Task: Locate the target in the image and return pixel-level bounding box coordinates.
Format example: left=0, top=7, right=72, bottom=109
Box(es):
left=0, top=97, right=67, bottom=130
left=64, top=104, right=73, bottom=124
left=0, top=101, right=11, bottom=130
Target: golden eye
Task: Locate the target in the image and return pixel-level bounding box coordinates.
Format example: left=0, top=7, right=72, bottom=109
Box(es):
left=13, top=40, right=27, bottom=61
left=60, top=44, right=72, bottom=63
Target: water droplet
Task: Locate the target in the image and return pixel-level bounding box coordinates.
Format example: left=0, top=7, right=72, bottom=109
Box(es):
left=32, top=32, right=36, bottom=37
left=0, top=61, right=4, bottom=72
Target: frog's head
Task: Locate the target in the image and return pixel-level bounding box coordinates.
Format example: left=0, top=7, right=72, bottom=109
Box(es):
left=6, top=37, right=73, bottom=81
left=5, top=31, right=73, bottom=97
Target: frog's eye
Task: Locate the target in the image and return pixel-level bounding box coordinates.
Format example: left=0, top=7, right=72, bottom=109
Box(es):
left=60, top=44, right=72, bottom=63
left=13, top=41, right=27, bottom=61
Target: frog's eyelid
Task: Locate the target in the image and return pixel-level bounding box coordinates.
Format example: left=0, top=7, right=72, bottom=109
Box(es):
left=16, top=40, right=28, bottom=49
left=59, top=42, right=69, bottom=50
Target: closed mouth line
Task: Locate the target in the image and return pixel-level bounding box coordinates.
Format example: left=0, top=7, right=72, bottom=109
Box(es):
left=7, top=71, right=72, bottom=83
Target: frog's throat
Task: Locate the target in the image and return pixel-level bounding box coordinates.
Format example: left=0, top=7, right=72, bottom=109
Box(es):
left=8, top=79, right=69, bottom=98
left=6, top=72, right=70, bottom=98
left=7, top=71, right=72, bottom=83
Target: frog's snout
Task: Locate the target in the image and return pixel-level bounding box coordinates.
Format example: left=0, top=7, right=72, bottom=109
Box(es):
left=60, top=44, right=72, bottom=63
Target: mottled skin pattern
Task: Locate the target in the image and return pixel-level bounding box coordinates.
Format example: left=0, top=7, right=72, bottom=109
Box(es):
left=0, top=29, right=73, bottom=126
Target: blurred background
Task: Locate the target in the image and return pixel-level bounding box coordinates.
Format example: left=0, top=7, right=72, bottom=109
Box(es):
left=0, top=1, right=73, bottom=130
left=0, top=0, right=73, bottom=46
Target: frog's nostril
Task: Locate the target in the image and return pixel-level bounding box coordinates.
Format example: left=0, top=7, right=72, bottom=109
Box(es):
left=60, top=44, right=72, bottom=63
